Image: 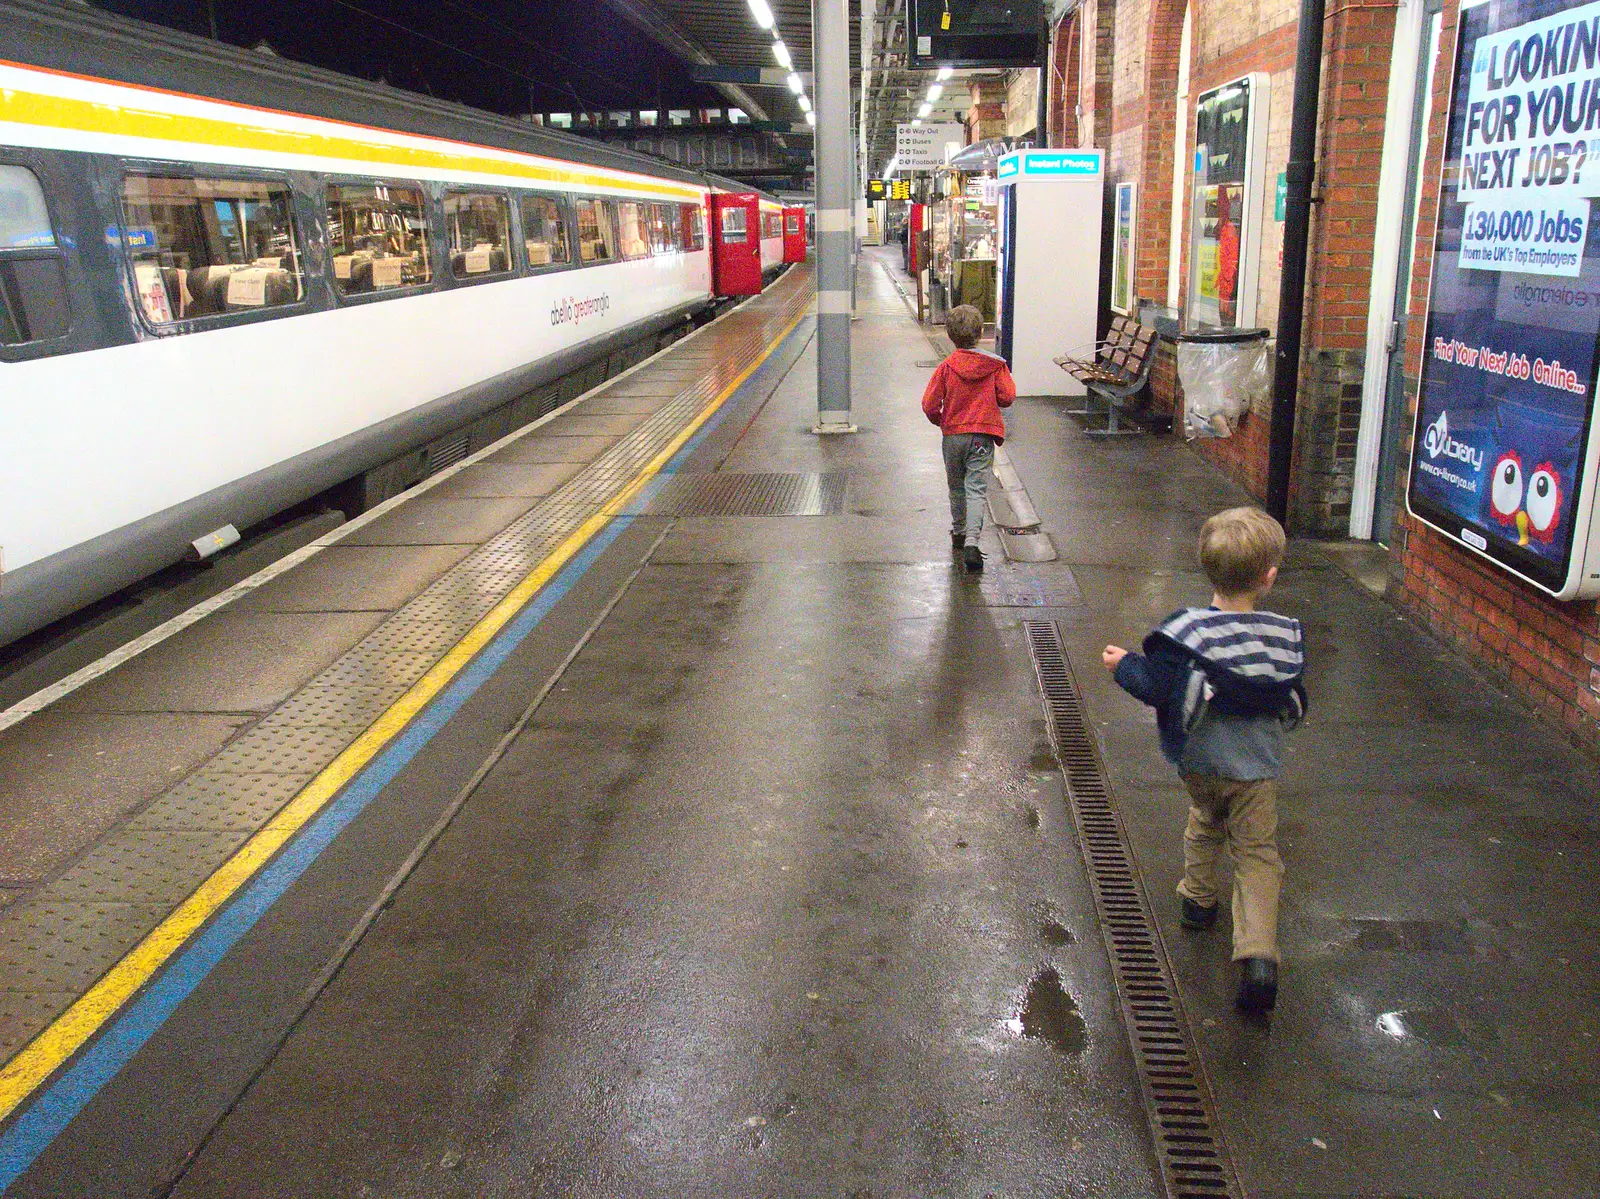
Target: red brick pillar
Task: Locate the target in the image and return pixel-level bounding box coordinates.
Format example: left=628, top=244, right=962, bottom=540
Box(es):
left=1134, top=0, right=1190, bottom=310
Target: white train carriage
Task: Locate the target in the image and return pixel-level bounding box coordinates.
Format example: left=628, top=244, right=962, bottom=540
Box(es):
left=0, top=2, right=787, bottom=648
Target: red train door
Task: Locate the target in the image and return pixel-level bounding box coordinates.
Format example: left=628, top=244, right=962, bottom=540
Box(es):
left=782, top=206, right=807, bottom=263
left=711, top=193, right=761, bottom=296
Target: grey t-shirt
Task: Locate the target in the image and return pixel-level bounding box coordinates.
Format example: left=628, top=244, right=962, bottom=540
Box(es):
left=1178, top=710, right=1285, bottom=780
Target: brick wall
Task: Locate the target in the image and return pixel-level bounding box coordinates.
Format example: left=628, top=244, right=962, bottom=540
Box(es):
left=1391, top=0, right=1600, bottom=750
left=1047, top=14, right=1081, bottom=147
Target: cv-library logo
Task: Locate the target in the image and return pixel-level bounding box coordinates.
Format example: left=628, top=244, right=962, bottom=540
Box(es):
left=1424, top=410, right=1484, bottom=470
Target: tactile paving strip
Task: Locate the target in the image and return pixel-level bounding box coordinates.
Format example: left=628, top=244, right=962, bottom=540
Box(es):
left=637, top=472, right=849, bottom=517
left=0, top=269, right=815, bottom=1066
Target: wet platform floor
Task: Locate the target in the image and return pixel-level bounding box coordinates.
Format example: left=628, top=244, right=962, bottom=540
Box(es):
left=2, top=251, right=1598, bottom=1197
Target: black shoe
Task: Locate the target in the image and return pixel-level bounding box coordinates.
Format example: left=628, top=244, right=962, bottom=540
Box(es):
left=1235, top=958, right=1278, bottom=1012
left=952, top=532, right=965, bottom=550
left=1180, top=898, right=1218, bottom=930
left=963, top=545, right=984, bottom=573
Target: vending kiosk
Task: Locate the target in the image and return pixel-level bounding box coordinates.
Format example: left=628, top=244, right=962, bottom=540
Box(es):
left=710, top=192, right=761, bottom=296
left=995, top=150, right=1104, bottom=396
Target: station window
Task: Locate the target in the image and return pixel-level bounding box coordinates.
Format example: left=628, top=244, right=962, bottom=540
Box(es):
left=667, top=109, right=692, bottom=127
left=444, top=191, right=512, bottom=279
left=638, top=110, right=660, bottom=127
left=575, top=198, right=618, bottom=263
left=548, top=112, right=573, bottom=129
left=720, top=205, right=747, bottom=243
left=119, top=172, right=304, bottom=324
left=325, top=182, right=432, bottom=295
left=616, top=201, right=650, bottom=259
left=519, top=194, right=570, bottom=268
left=680, top=203, right=706, bottom=251
left=0, top=165, right=71, bottom=347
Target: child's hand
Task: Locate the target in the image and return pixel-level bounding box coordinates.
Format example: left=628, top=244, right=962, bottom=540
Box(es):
left=1101, top=645, right=1127, bottom=670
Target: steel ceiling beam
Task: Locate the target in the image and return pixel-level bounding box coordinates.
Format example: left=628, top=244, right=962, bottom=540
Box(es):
left=602, top=0, right=774, bottom=121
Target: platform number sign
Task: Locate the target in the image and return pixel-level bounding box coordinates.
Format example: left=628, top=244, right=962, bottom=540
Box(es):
left=1407, top=0, right=1600, bottom=598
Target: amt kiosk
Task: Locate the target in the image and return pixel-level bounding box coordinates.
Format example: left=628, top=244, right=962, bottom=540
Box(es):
left=995, top=150, right=1103, bottom=396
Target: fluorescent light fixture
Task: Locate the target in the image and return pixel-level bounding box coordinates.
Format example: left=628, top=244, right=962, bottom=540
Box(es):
left=806, top=111, right=816, bottom=126
left=772, top=40, right=792, bottom=69
left=912, top=118, right=922, bottom=126
left=747, top=0, right=775, bottom=30
left=927, top=83, right=943, bottom=101
left=798, top=94, right=811, bottom=112
left=787, top=71, right=804, bottom=94
left=937, top=65, right=953, bottom=80
left=917, top=101, right=932, bottom=118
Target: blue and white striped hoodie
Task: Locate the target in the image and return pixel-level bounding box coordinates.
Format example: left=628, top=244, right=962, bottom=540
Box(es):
left=1113, top=607, right=1308, bottom=773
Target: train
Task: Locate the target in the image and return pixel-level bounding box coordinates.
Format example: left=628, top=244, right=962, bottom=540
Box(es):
left=0, top=0, right=809, bottom=650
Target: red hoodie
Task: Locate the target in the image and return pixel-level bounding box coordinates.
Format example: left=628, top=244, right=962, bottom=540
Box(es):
left=921, top=348, right=1016, bottom=443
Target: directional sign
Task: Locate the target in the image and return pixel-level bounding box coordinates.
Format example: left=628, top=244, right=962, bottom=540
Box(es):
left=896, top=123, right=965, bottom=171
left=888, top=179, right=912, bottom=200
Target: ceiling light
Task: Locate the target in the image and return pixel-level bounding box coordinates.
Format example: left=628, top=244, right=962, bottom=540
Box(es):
left=937, top=65, right=954, bottom=80
left=787, top=72, right=804, bottom=94
left=798, top=94, right=811, bottom=112
left=912, top=118, right=922, bottom=126
left=927, top=83, right=943, bottom=101
left=806, top=111, right=816, bottom=126
left=747, top=0, right=775, bottom=30
left=917, top=101, right=932, bottom=118
left=772, top=40, right=793, bottom=70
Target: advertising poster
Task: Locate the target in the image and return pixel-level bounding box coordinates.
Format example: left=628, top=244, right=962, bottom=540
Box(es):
left=1112, top=181, right=1137, bottom=314
left=1186, top=79, right=1256, bottom=329
left=1409, top=0, right=1600, bottom=594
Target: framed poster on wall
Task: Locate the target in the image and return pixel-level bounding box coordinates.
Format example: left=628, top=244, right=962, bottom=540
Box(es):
left=1406, top=0, right=1600, bottom=600
left=1111, top=181, right=1137, bottom=315
left=1185, top=74, right=1270, bottom=330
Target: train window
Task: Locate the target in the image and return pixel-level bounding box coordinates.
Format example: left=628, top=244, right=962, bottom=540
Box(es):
left=325, top=182, right=432, bottom=296
left=119, top=173, right=304, bottom=324
left=0, top=166, right=70, bottom=347
left=519, top=194, right=570, bottom=268
left=681, top=204, right=706, bottom=251
left=575, top=198, right=617, bottom=263
left=616, top=201, right=649, bottom=259
left=444, top=192, right=512, bottom=280
left=720, top=206, right=747, bottom=243
left=648, top=204, right=679, bottom=254
left=787, top=212, right=801, bottom=235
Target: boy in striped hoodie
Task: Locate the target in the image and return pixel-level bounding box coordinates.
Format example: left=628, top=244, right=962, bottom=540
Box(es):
left=1101, top=507, right=1307, bottom=1013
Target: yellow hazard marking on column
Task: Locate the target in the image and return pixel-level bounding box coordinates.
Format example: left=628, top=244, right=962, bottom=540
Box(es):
left=0, top=296, right=810, bottom=1124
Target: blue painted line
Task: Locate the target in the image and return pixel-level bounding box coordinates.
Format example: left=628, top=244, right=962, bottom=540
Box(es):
left=0, top=311, right=813, bottom=1190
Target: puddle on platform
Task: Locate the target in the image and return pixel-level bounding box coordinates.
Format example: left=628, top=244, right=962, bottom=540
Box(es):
left=1039, top=920, right=1075, bottom=947
left=1007, top=966, right=1087, bottom=1054
left=1375, top=1007, right=1499, bottom=1049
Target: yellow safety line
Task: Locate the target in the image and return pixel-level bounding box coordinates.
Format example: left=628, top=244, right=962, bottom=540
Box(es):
left=0, top=77, right=704, bottom=202
left=0, top=292, right=810, bottom=1123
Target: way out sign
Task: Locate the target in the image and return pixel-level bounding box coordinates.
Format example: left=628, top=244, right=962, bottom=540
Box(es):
left=895, top=123, right=964, bottom=170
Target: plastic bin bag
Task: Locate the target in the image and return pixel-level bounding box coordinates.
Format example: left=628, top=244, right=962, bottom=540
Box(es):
left=1178, top=332, right=1270, bottom=440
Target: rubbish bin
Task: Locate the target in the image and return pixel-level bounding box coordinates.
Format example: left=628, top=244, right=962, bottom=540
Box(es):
left=1176, top=327, right=1271, bottom=440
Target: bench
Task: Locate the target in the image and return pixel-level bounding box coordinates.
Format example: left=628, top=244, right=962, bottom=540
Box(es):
left=1052, top=314, right=1158, bottom=436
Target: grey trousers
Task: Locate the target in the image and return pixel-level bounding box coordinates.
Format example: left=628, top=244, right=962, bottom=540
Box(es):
left=942, top=433, right=996, bottom=546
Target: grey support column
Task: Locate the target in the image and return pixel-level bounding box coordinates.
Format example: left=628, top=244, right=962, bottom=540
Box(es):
left=812, top=0, right=856, bottom=434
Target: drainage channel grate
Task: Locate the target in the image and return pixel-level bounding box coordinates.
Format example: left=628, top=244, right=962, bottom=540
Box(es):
left=1023, top=619, right=1243, bottom=1199
left=638, top=472, right=848, bottom=517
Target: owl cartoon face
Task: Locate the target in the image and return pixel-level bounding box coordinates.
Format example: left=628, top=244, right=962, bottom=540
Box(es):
left=1488, top=449, right=1562, bottom=546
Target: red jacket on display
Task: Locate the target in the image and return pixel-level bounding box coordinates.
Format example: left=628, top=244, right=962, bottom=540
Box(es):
left=921, top=349, right=1016, bottom=443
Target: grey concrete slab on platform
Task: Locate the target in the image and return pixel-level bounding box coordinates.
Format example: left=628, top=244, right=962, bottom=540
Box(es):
left=56, top=609, right=389, bottom=714
left=337, top=495, right=541, bottom=545
left=485, top=435, right=619, bottom=465
left=418, top=461, right=584, bottom=502
left=0, top=710, right=252, bottom=885
left=537, top=412, right=652, bottom=438
left=234, top=544, right=475, bottom=612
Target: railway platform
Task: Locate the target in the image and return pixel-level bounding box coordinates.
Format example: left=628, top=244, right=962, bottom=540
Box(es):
left=0, top=250, right=1596, bottom=1198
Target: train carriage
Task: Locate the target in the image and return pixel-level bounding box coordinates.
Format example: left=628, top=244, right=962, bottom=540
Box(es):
left=0, top=0, right=787, bottom=648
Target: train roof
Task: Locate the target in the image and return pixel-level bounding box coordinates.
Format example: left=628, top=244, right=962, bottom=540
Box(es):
left=0, top=0, right=781, bottom=204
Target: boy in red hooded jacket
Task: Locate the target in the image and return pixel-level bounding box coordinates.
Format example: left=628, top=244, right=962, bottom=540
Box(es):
left=921, top=304, right=1016, bottom=572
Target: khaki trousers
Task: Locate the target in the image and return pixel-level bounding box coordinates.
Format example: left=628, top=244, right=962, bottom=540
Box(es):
left=1176, top=774, right=1283, bottom=962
